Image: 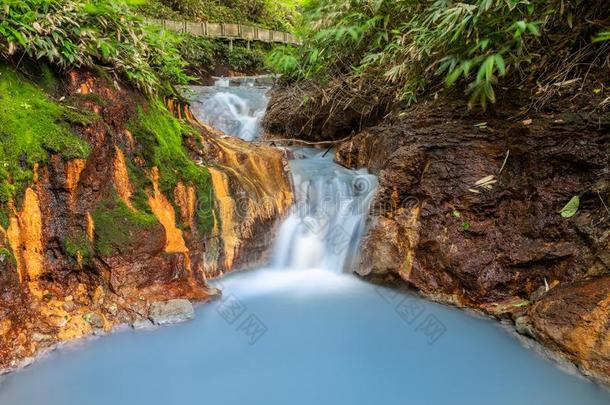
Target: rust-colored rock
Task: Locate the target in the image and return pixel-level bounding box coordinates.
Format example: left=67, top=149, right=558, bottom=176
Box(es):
left=530, top=277, right=610, bottom=384
left=0, top=70, right=293, bottom=371
left=327, top=90, right=609, bottom=381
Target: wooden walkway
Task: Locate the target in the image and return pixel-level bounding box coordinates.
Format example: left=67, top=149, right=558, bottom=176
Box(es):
left=150, top=19, right=301, bottom=46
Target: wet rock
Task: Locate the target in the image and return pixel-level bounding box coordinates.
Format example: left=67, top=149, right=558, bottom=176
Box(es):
left=529, top=276, right=610, bottom=384
left=131, top=318, right=155, bottom=330
left=62, top=301, right=76, bottom=312
left=83, top=312, right=104, bottom=329
left=149, top=299, right=195, bottom=325
left=31, top=332, right=52, bottom=342
left=529, top=286, right=548, bottom=302
left=515, top=316, right=536, bottom=339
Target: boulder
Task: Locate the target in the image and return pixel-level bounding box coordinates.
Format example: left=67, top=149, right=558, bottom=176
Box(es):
left=149, top=299, right=195, bottom=325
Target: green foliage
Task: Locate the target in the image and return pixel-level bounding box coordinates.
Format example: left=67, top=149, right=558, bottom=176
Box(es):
left=92, top=196, right=160, bottom=256
left=594, top=31, right=610, bottom=43
left=0, top=210, right=9, bottom=229
left=180, top=34, right=268, bottom=74
left=128, top=99, right=214, bottom=234
left=144, top=0, right=303, bottom=31
left=0, top=0, right=192, bottom=94
left=275, top=0, right=609, bottom=108
left=0, top=64, right=90, bottom=204
left=560, top=196, right=580, bottom=218
left=227, top=46, right=266, bottom=72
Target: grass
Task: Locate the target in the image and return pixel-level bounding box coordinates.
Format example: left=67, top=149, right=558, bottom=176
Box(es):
left=128, top=99, right=214, bottom=234
left=0, top=64, right=91, bottom=206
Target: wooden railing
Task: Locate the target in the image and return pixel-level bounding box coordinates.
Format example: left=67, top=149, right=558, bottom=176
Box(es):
left=149, top=19, right=301, bottom=46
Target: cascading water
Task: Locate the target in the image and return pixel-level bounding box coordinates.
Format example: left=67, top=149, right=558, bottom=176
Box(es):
left=189, top=77, right=269, bottom=141
left=2, top=77, right=609, bottom=405
left=273, top=149, right=377, bottom=272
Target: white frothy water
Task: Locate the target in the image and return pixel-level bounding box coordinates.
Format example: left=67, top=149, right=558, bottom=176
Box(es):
left=190, top=77, right=269, bottom=141
left=272, top=149, right=378, bottom=273
left=215, top=77, right=230, bottom=87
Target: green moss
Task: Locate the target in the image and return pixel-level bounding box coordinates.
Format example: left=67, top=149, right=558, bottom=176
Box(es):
left=64, top=233, right=93, bottom=264
left=128, top=99, right=214, bottom=234
left=39, top=64, right=59, bottom=93
left=0, top=210, right=8, bottom=229
left=60, top=108, right=100, bottom=127
left=0, top=247, right=16, bottom=268
left=92, top=196, right=161, bottom=257
left=0, top=64, right=91, bottom=205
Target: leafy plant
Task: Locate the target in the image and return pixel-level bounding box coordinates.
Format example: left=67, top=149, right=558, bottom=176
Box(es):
left=593, top=31, right=610, bottom=43
left=143, top=0, right=304, bottom=31
left=0, top=0, right=192, bottom=94
left=274, top=0, right=609, bottom=109
left=560, top=196, right=580, bottom=218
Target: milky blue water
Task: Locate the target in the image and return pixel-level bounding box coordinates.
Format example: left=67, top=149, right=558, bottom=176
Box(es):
left=1, top=79, right=609, bottom=405
left=1, top=269, right=609, bottom=405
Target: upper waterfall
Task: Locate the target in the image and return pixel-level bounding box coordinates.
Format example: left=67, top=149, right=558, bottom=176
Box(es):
left=189, top=77, right=270, bottom=141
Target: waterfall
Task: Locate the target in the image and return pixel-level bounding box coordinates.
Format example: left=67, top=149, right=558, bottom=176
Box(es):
left=191, top=78, right=378, bottom=273
left=272, top=149, right=378, bottom=273
left=190, top=77, right=269, bottom=141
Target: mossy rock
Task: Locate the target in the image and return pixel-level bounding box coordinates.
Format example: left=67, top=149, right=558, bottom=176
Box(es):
left=0, top=64, right=91, bottom=206
left=92, top=196, right=162, bottom=257
left=127, top=98, right=215, bottom=235
left=64, top=233, right=94, bottom=265
left=0, top=247, right=16, bottom=268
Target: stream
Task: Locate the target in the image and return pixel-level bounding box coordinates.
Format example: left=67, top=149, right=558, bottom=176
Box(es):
left=0, top=78, right=609, bottom=404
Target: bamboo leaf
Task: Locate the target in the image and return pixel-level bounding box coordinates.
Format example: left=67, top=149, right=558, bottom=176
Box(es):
left=559, top=196, right=580, bottom=218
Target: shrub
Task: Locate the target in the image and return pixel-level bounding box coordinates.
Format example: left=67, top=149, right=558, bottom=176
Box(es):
left=145, top=0, right=302, bottom=31
left=272, top=0, right=610, bottom=108
left=0, top=0, right=192, bottom=94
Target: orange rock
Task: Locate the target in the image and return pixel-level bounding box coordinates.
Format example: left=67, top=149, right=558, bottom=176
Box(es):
left=147, top=167, right=189, bottom=254
left=113, top=146, right=134, bottom=209
left=6, top=188, right=44, bottom=284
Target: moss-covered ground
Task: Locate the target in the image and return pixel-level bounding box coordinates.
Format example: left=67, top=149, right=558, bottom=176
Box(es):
left=0, top=64, right=93, bottom=205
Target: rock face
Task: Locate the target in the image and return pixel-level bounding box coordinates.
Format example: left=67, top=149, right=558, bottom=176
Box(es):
left=530, top=276, right=610, bottom=383
left=0, top=69, right=293, bottom=370
left=266, top=80, right=610, bottom=383
left=149, top=299, right=195, bottom=325
left=330, top=93, right=610, bottom=382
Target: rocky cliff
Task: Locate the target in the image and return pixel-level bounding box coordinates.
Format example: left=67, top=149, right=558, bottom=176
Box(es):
left=0, top=66, right=293, bottom=370
left=265, top=84, right=610, bottom=383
